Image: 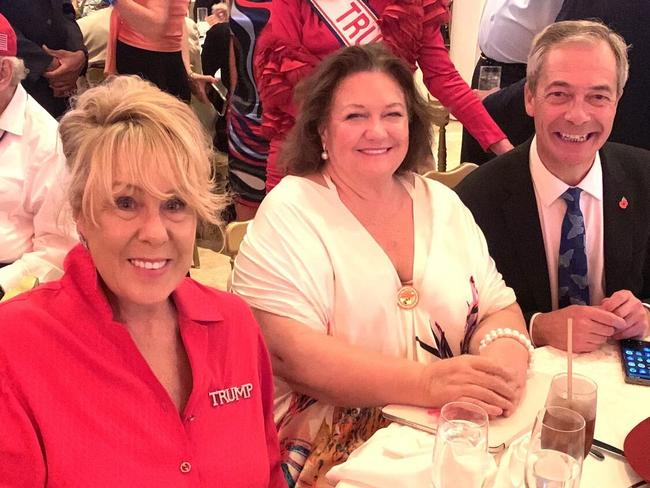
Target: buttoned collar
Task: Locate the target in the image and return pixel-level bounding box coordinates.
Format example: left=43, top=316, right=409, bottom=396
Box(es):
left=529, top=136, right=603, bottom=208
left=0, top=84, right=27, bottom=137
left=63, top=244, right=224, bottom=326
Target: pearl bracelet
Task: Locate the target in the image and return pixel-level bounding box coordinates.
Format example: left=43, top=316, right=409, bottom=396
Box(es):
left=478, top=327, right=535, bottom=362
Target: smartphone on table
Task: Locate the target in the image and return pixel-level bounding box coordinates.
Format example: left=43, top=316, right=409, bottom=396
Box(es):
left=620, top=338, right=650, bottom=386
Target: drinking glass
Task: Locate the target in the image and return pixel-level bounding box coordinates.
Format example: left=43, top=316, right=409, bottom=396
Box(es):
left=545, top=373, right=597, bottom=457
left=431, top=402, right=489, bottom=488
left=508, top=433, right=531, bottom=487
left=478, top=65, right=502, bottom=91
left=525, top=406, right=585, bottom=488
left=196, top=7, right=208, bottom=22
left=196, top=7, right=210, bottom=38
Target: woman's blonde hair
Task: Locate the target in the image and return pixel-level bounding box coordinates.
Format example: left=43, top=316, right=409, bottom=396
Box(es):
left=58, top=75, right=225, bottom=226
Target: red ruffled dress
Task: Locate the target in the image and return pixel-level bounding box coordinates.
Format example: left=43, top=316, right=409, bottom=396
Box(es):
left=255, top=0, right=507, bottom=193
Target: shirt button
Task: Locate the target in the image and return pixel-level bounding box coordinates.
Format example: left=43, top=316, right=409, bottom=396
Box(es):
left=186, top=415, right=196, bottom=422
left=179, top=461, right=192, bottom=473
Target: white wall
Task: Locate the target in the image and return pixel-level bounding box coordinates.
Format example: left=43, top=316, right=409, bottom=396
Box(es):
left=449, top=0, right=486, bottom=84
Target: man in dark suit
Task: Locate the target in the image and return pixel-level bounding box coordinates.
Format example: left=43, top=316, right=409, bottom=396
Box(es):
left=457, top=20, right=650, bottom=353
left=0, top=0, right=87, bottom=118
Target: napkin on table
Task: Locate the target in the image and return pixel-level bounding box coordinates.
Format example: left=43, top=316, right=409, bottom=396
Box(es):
left=327, top=423, right=496, bottom=488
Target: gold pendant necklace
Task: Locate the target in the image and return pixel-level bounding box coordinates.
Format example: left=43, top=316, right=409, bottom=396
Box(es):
left=397, top=284, right=419, bottom=309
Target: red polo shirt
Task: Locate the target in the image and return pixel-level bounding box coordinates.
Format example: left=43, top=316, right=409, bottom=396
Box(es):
left=0, top=245, right=286, bottom=487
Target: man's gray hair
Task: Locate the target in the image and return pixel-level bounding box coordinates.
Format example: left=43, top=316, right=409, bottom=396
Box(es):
left=526, top=20, right=629, bottom=97
left=0, top=56, right=28, bottom=85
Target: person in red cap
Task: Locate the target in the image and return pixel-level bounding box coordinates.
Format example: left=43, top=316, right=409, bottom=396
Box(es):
left=0, top=2, right=87, bottom=119
left=0, top=13, right=77, bottom=301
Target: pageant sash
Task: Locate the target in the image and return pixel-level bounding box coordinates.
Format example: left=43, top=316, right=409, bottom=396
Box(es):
left=308, top=0, right=383, bottom=46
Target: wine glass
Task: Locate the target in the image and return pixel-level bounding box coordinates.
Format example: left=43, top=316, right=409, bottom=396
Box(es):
left=525, top=406, right=585, bottom=488
left=431, top=402, right=490, bottom=488
left=196, top=7, right=209, bottom=38
left=508, top=433, right=531, bottom=487
left=545, top=373, right=597, bottom=457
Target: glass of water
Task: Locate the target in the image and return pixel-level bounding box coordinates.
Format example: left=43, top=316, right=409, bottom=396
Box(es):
left=525, top=406, right=585, bottom=488
left=196, top=7, right=209, bottom=38
left=431, top=401, right=489, bottom=488
left=196, top=7, right=209, bottom=22
left=478, top=65, right=502, bottom=91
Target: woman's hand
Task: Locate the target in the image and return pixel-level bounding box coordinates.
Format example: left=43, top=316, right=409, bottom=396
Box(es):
left=488, top=138, right=514, bottom=155
left=479, top=339, right=530, bottom=416
left=188, top=72, right=217, bottom=104
left=422, top=354, right=519, bottom=418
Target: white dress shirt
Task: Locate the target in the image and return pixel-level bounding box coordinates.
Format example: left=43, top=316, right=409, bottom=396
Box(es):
left=529, top=136, right=606, bottom=312
left=0, top=85, right=77, bottom=292
left=478, top=0, right=565, bottom=64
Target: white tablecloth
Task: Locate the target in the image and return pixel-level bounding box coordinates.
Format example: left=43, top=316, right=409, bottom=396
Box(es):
left=329, top=342, right=650, bottom=487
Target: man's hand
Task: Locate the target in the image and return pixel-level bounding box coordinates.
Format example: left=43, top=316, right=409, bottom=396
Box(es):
left=46, top=56, right=61, bottom=72
left=601, top=290, right=649, bottom=340
left=42, top=46, right=86, bottom=97
left=533, top=305, right=625, bottom=352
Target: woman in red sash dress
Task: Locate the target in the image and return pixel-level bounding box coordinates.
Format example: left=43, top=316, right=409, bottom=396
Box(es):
left=255, top=0, right=513, bottom=196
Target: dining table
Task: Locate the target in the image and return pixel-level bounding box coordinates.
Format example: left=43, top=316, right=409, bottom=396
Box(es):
left=326, top=340, right=650, bottom=488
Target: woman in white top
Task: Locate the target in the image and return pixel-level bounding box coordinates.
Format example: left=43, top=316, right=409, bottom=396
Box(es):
left=232, top=43, right=531, bottom=486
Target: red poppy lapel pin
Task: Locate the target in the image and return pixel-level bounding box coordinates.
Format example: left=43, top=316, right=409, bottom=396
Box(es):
left=619, top=196, right=629, bottom=210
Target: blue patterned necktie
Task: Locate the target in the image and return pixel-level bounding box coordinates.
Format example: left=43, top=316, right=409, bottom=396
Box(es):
left=558, top=187, right=590, bottom=307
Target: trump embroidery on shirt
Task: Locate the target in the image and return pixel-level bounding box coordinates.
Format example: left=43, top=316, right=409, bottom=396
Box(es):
left=209, top=383, right=253, bottom=407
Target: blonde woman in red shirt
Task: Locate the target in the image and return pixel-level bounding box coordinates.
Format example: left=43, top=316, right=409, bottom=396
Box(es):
left=0, top=76, right=285, bottom=487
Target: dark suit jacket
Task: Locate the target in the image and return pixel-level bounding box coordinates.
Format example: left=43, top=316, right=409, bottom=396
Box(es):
left=0, top=0, right=86, bottom=118
left=460, top=78, right=535, bottom=166
left=456, top=140, right=650, bottom=324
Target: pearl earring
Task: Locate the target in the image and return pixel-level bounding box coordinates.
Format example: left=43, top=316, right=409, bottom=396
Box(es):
left=321, top=148, right=329, bottom=160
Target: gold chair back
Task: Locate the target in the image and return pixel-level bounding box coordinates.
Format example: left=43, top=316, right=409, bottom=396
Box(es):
left=423, top=162, right=479, bottom=189
left=429, top=99, right=450, bottom=172
left=224, top=220, right=251, bottom=266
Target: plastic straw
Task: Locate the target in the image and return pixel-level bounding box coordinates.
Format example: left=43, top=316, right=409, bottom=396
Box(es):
left=567, top=318, right=573, bottom=401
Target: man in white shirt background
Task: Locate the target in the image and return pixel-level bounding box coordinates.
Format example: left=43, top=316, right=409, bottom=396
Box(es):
left=462, top=0, right=565, bottom=165
left=0, top=15, right=76, bottom=300
left=472, top=0, right=565, bottom=89
left=457, top=20, right=650, bottom=353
